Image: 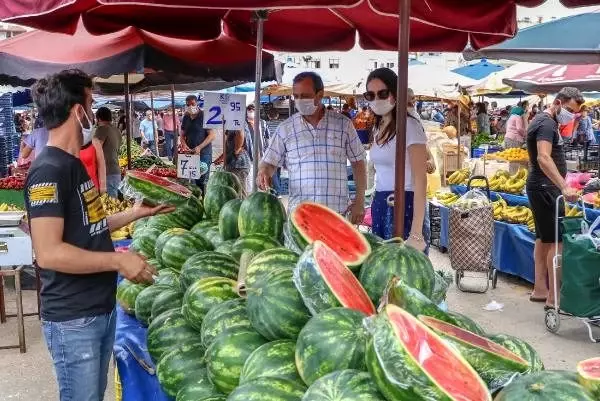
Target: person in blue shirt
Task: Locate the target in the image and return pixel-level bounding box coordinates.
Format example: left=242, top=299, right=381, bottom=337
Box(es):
left=139, top=110, right=158, bottom=154
left=431, top=107, right=445, bottom=124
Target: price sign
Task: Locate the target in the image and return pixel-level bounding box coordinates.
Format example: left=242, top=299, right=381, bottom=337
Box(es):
left=177, top=154, right=203, bottom=180
left=203, top=92, right=246, bottom=131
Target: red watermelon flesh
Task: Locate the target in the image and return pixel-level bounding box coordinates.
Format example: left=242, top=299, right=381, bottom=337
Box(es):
left=388, top=307, right=491, bottom=401
left=578, top=357, right=600, bottom=398
left=128, top=171, right=192, bottom=197
left=315, top=241, right=375, bottom=316
left=291, top=202, right=370, bottom=266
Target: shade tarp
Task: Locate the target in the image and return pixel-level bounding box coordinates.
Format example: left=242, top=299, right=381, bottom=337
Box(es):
left=262, top=82, right=362, bottom=97
left=452, top=58, right=505, bottom=80
left=503, top=64, right=600, bottom=93
left=467, top=62, right=546, bottom=96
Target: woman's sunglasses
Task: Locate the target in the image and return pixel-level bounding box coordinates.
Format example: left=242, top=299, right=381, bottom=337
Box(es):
left=363, top=89, right=390, bottom=102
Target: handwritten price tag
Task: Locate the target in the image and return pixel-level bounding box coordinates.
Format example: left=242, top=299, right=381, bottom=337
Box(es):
left=177, top=154, right=203, bottom=180
left=203, top=92, right=246, bottom=130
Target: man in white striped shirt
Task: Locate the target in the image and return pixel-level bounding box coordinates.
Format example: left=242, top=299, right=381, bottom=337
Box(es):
left=257, top=72, right=367, bottom=224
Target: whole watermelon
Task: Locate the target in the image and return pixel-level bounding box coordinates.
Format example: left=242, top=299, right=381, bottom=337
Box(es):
left=240, top=340, right=303, bottom=385
left=191, top=220, right=218, bottom=237
left=214, top=240, right=235, bottom=256
left=161, top=231, right=213, bottom=272
left=154, top=268, right=180, bottom=288
left=204, top=184, right=238, bottom=220
left=182, top=277, right=238, bottom=330
left=238, top=192, right=286, bottom=241
left=495, top=371, right=593, bottom=401
left=219, top=199, right=243, bottom=240
left=296, top=308, right=368, bottom=386
left=135, top=284, right=170, bottom=326
left=205, top=328, right=269, bottom=394
left=361, top=232, right=383, bottom=250
left=200, top=298, right=253, bottom=348
left=488, top=334, right=544, bottom=373
left=133, top=227, right=162, bottom=258
left=227, top=377, right=306, bottom=401
left=167, top=197, right=204, bottom=229
left=151, top=287, right=183, bottom=321
left=180, top=251, right=238, bottom=292
left=359, top=241, right=436, bottom=304
left=147, top=309, right=200, bottom=363
left=247, top=268, right=310, bottom=341
left=245, top=248, right=299, bottom=289
left=146, top=213, right=183, bottom=232
left=176, top=369, right=224, bottom=401
left=156, top=341, right=206, bottom=397
left=132, top=217, right=149, bottom=236
left=116, top=279, right=148, bottom=315
left=205, top=227, right=224, bottom=248
left=302, top=369, right=386, bottom=401
left=231, top=234, right=281, bottom=262
left=208, top=170, right=243, bottom=195
left=146, top=258, right=163, bottom=271
left=155, top=228, right=189, bottom=266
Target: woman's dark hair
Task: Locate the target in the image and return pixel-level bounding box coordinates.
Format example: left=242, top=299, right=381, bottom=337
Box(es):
left=96, top=107, right=112, bottom=123
left=366, top=67, right=397, bottom=146
left=476, top=102, right=487, bottom=115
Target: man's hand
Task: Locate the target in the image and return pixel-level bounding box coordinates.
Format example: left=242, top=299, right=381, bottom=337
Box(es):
left=132, top=201, right=176, bottom=220
left=114, top=252, right=156, bottom=284
left=348, top=200, right=365, bottom=225
left=562, top=186, right=579, bottom=203
left=194, top=146, right=202, bottom=155
left=256, top=168, right=272, bottom=190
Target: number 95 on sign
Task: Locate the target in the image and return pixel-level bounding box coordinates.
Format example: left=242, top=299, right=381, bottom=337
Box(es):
left=203, top=92, right=246, bottom=131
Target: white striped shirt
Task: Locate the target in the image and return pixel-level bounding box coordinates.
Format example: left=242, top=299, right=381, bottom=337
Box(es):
left=262, top=110, right=366, bottom=213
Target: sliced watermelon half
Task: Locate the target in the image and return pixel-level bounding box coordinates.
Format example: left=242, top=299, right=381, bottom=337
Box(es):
left=126, top=170, right=192, bottom=205
left=289, top=202, right=371, bottom=268
left=294, top=241, right=375, bottom=316
left=577, top=357, right=600, bottom=398
left=366, top=305, right=491, bottom=401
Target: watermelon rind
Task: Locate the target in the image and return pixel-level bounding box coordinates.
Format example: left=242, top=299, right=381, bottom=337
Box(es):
left=295, top=308, right=368, bottom=386
left=191, top=220, right=218, bottom=236
left=226, top=377, right=306, bottom=401
left=182, top=277, right=238, bottom=330
left=238, top=191, right=287, bottom=241
left=247, top=268, right=311, bottom=341
left=156, top=341, right=206, bottom=397
left=578, top=357, right=600, bottom=399
left=230, top=234, right=281, bottom=261
left=125, top=170, right=191, bottom=206
left=116, top=279, right=148, bottom=315
left=133, top=227, right=162, bottom=258
left=495, top=370, right=594, bottom=401
left=214, top=239, right=235, bottom=256
left=205, top=226, right=224, bottom=248
left=293, top=241, right=375, bottom=316
left=176, top=368, right=224, bottom=401
left=150, top=287, right=183, bottom=321
left=208, top=170, right=243, bottom=195
left=161, top=231, right=213, bottom=272
left=240, top=340, right=303, bottom=385
left=135, top=284, right=170, bottom=326
left=147, top=309, right=200, bottom=363
left=302, top=369, right=386, bottom=401
left=204, top=184, right=238, bottom=220
left=365, top=305, right=491, bottom=401
left=154, top=228, right=189, bottom=266
left=488, top=334, right=544, bottom=373
left=219, top=198, right=243, bottom=240
left=167, top=197, right=204, bottom=229
left=179, top=251, right=238, bottom=292
left=200, top=298, right=253, bottom=348
left=146, top=213, right=184, bottom=232
left=245, top=247, right=299, bottom=290
left=154, top=268, right=180, bottom=288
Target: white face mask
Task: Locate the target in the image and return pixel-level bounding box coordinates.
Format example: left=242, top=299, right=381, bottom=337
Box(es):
left=188, top=106, right=199, bottom=115
left=556, top=107, right=575, bottom=125
left=295, top=99, right=318, bottom=116
left=77, top=106, right=94, bottom=146
left=247, top=111, right=255, bottom=120
left=370, top=99, right=395, bottom=116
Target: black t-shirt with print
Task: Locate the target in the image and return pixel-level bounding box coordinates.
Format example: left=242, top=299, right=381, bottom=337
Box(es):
left=25, top=146, right=116, bottom=322
left=526, top=113, right=567, bottom=190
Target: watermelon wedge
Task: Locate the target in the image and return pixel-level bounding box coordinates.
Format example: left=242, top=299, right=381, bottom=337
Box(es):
left=294, top=241, right=375, bottom=316
left=125, top=170, right=191, bottom=206
left=419, top=315, right=530, bottom=389
left=365, top=305, right=491, bottom=401
left=289, top=202, right=371, bottom=269
left=578, top=357, right=600, bottom=399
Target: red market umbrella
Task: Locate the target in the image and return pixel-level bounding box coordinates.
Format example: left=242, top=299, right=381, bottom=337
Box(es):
left=503, top=64, right=600, bottom=93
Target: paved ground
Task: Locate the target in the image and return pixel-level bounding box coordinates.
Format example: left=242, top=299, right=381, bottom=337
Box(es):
left=0, top=248, right=598, bottom=400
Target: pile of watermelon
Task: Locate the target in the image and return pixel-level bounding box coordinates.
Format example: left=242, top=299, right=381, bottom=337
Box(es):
left=115, top=171, right=599, bottom=401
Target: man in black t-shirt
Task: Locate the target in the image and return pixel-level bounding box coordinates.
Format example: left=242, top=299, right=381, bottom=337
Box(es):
left=525, top=87, right=584, bottom=310
left=25, top=70, right=172, bottom=401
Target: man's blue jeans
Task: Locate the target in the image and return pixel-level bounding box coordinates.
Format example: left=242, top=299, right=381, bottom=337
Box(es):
left=164, top=130, right=175, bottom=160
left=42, top=310, right=116, bottom=401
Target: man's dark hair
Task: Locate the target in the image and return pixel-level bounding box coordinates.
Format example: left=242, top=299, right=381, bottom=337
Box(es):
left=185, top=95, right=198, bottom=104
left=293, top=71, right=324, bottom=94
left=556, top=87, right=585, bottom=106
left=31, top=69, right=93, bottom=130
left=96, top=107, right=112, bottom=123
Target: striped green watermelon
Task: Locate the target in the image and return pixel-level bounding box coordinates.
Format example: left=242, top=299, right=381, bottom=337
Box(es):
left=420, top=315, right=530, bottom=389
left=200, top=298, right=253, bottom=348
left=156, top=341, right=206, bottom=397
left=488, top=334, right=544, bottom=373
left=167, top=197, right=204, bottom=229
left=147, top=309, right=200, bottom=363
left=125, top=170, right=192, bottom=206
left=219, top=199, right=243, bottom=240
left=205, top=328, right=269, bottom=394
left=176, top=369, right=224, bottom=401
left=296, top=308, right=368, bottom=386
left=289, top=202, right=371, bottom=270
left=146, top=213, right=185, bottom=232
left=131, top=217, right=149, bottom=236
left=133, top=227, right=162, bottom=258
left=365, top=305, right=491, bottom=401
left=205, top=227, right=224, bottom=248
left=231, top=234, right=281, bottom=261
left=182, top=277, right=238, bottom=330
left=496, top=371, right=593, bottom=401
left=240, top=340, right=303, bottom=385
left=135, top=284, right=170, bottom=326
left=361, top=232, right=383, bottom=250
left=151, top=287, right=183, bottom=321
left=154, top=268, right=180, bottom=288
left=283, top=222, right=303, bottom=255
left=383, top=277, right=485, bottom=335
left=146, top=258, right=163, bottom=271
left=191, top=220, right=218, bottom=236
left=227, top=377, right=306, bottom=401
left=214, top=240, right=235, bottom=256
left=208, top=170, right=243, bottom=195
left=302, top=369, right=385, bottom=401
left=245, top=248, right=298, bottom=289
left=204, top=184, right=238, bottom=220
left=180, top=252, right=238, bottom=291
left=155, top=228, right=189, bottom=265
left=238, top=192, right=286, bottom=241
left=116, top=279, right=148, bottom=315
left=162, top=231, right=213, bottom=272
left=294, top=241, right=375, bottom=316
left=578, top=358, right=600, bottom=399
left=247, top=268, right=310, bottom=341
left=359, top=241, right=436, bottom=304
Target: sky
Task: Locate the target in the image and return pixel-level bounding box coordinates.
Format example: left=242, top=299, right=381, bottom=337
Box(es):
left=517, top=0, right=597, bottom=19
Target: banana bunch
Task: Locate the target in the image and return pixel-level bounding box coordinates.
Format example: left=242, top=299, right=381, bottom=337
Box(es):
left=494, top=203, right=536, bottom=232
left=469, top=178, right=488, bottom=188
left=565, top=204, right=584, bottom=217
left=100, top=193, right=134, bottom=216
left=492, top=198, right=507, bottom=220
left=485, top=148, right=529, bottom=162
left=111, top=224, right=131, bottom=241
left=447, top=168, right=471, bottom=185
left=0, top=203, right=24, bottom=212
left=435, top=191, right=460, bottom=206
left=502, top=168, right=528, bottom=194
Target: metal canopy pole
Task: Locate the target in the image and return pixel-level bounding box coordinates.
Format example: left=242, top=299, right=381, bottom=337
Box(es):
left=150, top=91, right=158, bottom=155
left=171, top=85, right=178, bottom=166
left=393, top=0, right=411, bottom=237
left=252, top=11, right=267, bottom=193
left=124, top=73, right=132, bottom=170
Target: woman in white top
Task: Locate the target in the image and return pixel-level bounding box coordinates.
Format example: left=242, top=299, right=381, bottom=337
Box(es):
left=365, top=68, right=428, bottom=251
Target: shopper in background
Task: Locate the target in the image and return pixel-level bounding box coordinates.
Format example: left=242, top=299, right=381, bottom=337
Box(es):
left=245, top=104, right=271, bottom=194
left=139, top=110, right=157, bottom=154
left=94, top=107, right=122, bottom=198
left=526, top=87, right=584, bottom=309
left=20, top=125, right=49, bottom=161
left=476, top=102, right=491, bottom=135
left=162, top=106, right=179, bottom=161
left=503, top=102, right=527, bottom=148
left=223, top=127, right=251, bottom=198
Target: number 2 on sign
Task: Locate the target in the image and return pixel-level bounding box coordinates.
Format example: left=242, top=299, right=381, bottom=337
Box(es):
left=206, top=106, right=222, bottom=125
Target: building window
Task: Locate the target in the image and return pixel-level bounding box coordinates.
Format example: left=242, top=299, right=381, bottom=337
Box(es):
left=303, top=56, right=321, bottom=69
left=329, top=58, right=340, bottom=69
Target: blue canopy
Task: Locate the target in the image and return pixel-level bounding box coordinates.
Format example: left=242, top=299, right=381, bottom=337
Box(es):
left=452, top=59, right=504, bottom=80
left=464, top=11, right=600, bottom=64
